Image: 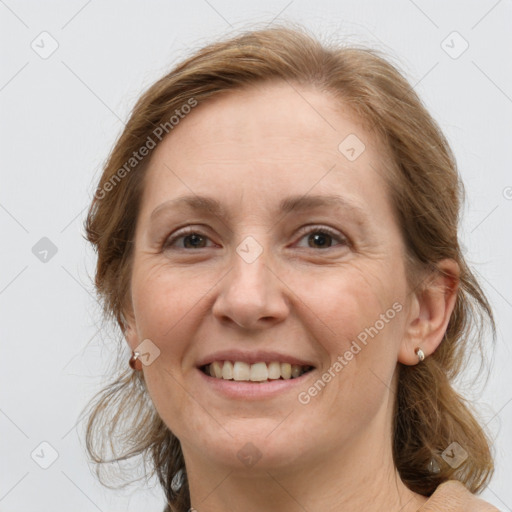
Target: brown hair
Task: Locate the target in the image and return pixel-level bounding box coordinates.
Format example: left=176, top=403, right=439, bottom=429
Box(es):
left=81, top=23, right=496, bottom=511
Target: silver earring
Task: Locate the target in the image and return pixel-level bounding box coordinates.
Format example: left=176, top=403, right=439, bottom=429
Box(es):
left=415, top=347, right=425, bottom=362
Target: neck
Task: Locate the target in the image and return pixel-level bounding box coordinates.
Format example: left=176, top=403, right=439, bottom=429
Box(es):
left=181, top=424, right=427, bottom=512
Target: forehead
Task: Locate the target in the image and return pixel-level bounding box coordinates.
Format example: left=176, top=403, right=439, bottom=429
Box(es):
left=139, top=81, right=392, bottom=222
left=153, top=82, right=373, bottom=159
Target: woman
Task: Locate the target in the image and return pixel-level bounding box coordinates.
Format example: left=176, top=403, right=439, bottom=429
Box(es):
left=82, top=25, right=500, bottom=511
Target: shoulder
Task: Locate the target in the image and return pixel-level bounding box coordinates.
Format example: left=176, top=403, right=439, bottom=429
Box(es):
left=420, top=480, right=501, bottom=512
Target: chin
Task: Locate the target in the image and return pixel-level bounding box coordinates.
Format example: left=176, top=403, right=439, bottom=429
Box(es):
left=184, top=418, right=317, bottom=473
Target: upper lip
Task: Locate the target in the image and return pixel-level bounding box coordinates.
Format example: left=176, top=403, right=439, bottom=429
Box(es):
left=196, top=349, right=316, bottom=368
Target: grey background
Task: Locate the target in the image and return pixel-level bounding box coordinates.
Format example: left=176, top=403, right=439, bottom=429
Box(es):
left=1, top=0, right=511, bottom=510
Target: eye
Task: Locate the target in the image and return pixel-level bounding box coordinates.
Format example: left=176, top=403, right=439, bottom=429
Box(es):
left=294, top=225, right=348, bottom=250
left=162, top=225, right=349, bottom=251
left=163, top=227, right=215, bottom=249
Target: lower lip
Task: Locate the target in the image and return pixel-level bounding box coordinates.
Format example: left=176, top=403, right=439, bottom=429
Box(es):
left=197, top=368, right=315, bottom=400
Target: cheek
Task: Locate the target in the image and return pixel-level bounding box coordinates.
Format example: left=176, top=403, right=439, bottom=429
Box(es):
left=287, top=272, right=405, bottom=453
left=296, top=274, right=404, bottom=441
left=308, top=265, right=406, bottom=392
left=131, top=262, right=211, bottom=346
left=130, top=266, right=210, bottom=428
left=313, top=268, right=400, bottom=340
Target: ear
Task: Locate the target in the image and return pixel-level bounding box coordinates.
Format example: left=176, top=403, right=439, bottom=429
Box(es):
left=398, top=259, right=460, bottom=365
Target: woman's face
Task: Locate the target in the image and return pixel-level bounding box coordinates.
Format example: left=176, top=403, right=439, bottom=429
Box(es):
left=125, top=82, right=416, bottom=472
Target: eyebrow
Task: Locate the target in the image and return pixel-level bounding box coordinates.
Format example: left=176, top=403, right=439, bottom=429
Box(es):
left=149, top=193, right=370, bottom=225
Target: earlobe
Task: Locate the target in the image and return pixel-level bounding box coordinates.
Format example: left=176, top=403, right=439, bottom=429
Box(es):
left=398, top=259, right=460, bottom=366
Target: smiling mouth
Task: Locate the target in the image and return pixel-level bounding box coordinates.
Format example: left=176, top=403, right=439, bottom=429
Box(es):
left=200, top=360, right=315, bottom=382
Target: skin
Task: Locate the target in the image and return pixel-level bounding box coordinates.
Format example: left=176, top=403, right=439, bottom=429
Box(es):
left=123, top=81, right=459, bottom=512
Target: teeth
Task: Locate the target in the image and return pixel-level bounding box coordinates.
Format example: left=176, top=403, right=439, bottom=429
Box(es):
left=204, top=361, right=312, bottom=382
left=250, top=362, right=268, bottom=381
left=211, top=361, right=223, bottom=378
left=268, top=361, right=281, bottom=379
left=291, top=364, right=302, bottom=378
left=222, top=361, right=233, bottom=380
left=280, top=363, right=291, bottom=379
left=233, top=361, right=250, bottom=381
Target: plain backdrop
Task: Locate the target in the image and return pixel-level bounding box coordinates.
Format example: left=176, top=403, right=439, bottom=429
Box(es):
left=1, top=1, right=511, bottom=510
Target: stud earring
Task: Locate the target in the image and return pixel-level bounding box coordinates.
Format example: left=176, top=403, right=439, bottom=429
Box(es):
left=129, top=351, right=143, bottom=371
left=415, top=347, right=425, bottom=362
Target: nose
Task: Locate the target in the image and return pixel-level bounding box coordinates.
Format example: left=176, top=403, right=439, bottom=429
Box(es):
left=212, top=246, right=290, bottom=330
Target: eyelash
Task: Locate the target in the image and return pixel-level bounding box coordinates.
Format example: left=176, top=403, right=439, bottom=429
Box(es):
left=162, top=225, right=349, bottom=250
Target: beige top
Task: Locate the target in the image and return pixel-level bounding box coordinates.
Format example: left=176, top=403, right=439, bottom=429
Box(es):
left=420, top=480, right=501, bottom=511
